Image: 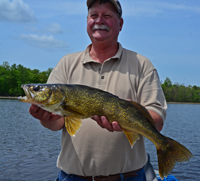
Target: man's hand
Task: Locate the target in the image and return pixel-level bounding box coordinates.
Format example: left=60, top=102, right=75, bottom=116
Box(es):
left=91, top=110, right=163, bottom=133
left=91, top=99, right=131, bottom=132
left=29, top=104, right=65, bottom=131
left=91, top=115, right=122, bottom=132
left=29, top=104, right=61, bottom=121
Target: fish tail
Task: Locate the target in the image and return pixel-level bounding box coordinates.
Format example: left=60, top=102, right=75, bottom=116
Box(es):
left=157, top=137, right=193, bottom=179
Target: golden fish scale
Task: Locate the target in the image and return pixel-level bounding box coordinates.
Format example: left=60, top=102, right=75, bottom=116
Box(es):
left=62, top=85, right=162, bottom=144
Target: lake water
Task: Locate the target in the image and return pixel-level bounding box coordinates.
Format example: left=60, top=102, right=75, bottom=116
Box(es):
left=145, top=103, right=200, bottom=180
left=0, top=100, right=199, bottom=181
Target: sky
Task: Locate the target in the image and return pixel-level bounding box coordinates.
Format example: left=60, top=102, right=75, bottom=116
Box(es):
left=0, top=0, right=200, bottom=86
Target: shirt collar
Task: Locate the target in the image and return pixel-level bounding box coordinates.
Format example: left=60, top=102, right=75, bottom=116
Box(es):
left=82, top=43, right=123, bottom=64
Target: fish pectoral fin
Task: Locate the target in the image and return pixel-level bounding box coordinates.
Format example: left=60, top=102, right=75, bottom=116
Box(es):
left=64, top=116, right=82, bottom=136
left=122, top=129, right=140, bottom=149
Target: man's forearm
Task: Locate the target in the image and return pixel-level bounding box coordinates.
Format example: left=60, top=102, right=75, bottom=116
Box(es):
left=148, top=110, right=163, bottom=132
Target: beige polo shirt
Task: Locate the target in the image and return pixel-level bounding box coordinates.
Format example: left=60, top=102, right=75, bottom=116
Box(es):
left=47, top=43, right=167, bottom=176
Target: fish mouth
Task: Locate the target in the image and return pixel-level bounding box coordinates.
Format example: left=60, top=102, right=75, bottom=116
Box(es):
left=18, top=85, right=34, bottom=102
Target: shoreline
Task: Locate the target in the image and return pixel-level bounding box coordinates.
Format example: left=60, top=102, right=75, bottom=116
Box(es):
left=168, top=102, right=200, bottom=104
left=0, top=96, right=18, bottom=99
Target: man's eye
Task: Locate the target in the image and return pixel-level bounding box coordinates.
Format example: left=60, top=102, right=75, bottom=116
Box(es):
left=91, top=14, right=97, bottom=18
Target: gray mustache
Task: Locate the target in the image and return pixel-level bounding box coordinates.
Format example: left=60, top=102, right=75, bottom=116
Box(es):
left=92, top=24, right=110, bottom=31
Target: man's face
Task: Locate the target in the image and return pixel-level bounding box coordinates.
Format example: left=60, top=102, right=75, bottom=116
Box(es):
left=87, top=0, right=123, bottom=43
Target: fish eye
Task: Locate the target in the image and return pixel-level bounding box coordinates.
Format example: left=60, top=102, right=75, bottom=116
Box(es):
left=33, top=85, right=40, bottom=91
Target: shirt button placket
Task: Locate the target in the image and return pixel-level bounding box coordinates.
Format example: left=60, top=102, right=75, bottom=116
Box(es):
left=98, top=65, right=106, bottom=90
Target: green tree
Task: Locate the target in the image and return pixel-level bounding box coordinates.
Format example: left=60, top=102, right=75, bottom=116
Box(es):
left=0, top=61, right=52, bottom=96
left=0, top=62, right=12, bottom=96
left=161, top=77, right=200, bottom=103
left=161, top=77, right=173, bottom=102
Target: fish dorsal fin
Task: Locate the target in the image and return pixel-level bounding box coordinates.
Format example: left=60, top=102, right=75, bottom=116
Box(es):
left=131, top=101, right=156, bottom=127
left=122, top=129, right=140, bottom=149
left=71, top=84, right=120, bottom=99
left=64, top=116, right=82, bottom=136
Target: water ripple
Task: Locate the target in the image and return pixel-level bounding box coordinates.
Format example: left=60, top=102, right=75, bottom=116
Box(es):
left=0, top=99, right=61, bottom=181
left=146, top=103, right=200, bottom=180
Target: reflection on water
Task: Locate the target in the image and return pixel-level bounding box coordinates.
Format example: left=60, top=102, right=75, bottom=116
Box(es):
left=0, top=100, right=199, bottom=180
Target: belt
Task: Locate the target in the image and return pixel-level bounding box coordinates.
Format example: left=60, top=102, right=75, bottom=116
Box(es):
left=75, top=168, right=142, bottom=181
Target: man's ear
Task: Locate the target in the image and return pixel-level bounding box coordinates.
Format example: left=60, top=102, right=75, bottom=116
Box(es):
left=119, top=18, right=124, bottom=31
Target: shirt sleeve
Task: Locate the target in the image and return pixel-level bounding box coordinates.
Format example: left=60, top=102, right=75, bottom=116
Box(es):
left=47, top=57, right=68, bottom=84
left=137, top=69, right=167, bottom=122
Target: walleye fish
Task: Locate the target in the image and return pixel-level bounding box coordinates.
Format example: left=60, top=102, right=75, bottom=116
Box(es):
left=18, top=84, right=192, bottom=179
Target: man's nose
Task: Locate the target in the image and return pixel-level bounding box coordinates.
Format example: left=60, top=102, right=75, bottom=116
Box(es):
left=95, top=15, right=104, bottom=24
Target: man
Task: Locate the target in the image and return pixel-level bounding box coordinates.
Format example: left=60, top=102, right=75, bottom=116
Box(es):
left=29, top=0, right=167, bottom=181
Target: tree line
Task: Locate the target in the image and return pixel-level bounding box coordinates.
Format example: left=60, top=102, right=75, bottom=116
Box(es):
left=0, top=62, right=52, bottom=96
left=161, top=77, right=200, bottom=103
left=0, top=62, right=200, bottom=103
